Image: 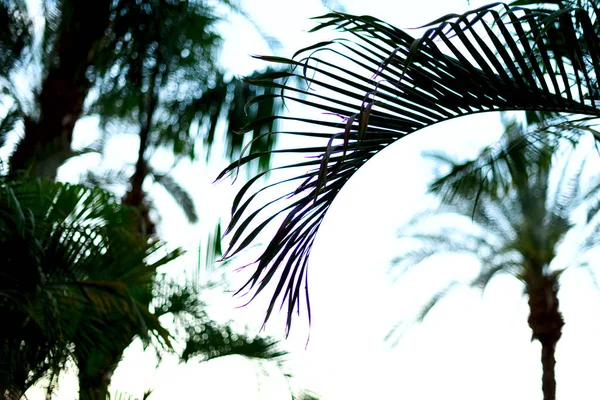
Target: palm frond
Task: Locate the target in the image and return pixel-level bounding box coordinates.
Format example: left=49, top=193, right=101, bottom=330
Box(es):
left=181, top=320, right=286, bottom=363
left=293, top=390, right=322, bottom=400
left=152, top=173, right=198, bottom=223
left=219, top=4, right=600, bottom=331
left=81, top=168, right=131, bottom=190
left=416, top=281, right=461, bottom=322
left=393, top=227, right=498, bottom=274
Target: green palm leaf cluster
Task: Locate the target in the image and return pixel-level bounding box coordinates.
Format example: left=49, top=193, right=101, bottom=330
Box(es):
left=0, top=175, right=290, bottom=399
left=219, top=3, right=600, bottom=331
left=0, top=176, right=179, bottom=398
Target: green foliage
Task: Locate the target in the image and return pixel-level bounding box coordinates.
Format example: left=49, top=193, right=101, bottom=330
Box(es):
left=151, top=276, right=286, bottom=363
left=0, top=0, right=290, bottom=396
left=88, top=0, right=282, bottom=170
left=181, top=316, right=286, bottom=363
left=0, top=177, right=181, bottom=397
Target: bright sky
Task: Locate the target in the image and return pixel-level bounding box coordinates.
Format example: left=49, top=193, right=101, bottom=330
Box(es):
left=26, top=0, right=600, bottom=399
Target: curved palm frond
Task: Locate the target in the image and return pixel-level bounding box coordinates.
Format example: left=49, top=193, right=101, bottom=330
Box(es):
left=219, top=4, right=600, bottom=331
left=151, top=172, right=199, bottom=224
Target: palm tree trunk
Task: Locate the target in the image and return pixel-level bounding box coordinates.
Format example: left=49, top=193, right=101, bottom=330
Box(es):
left=9, top=0, right=111, bottom=178
left=540, top=337, right=557, bottom=400
left=77, top=337, right=131, bottom=400
left=122, top=62, right=160, bottom=235
left=78, top=352, right=121, bottom=400
left=526, top=274, right=564, bottom=400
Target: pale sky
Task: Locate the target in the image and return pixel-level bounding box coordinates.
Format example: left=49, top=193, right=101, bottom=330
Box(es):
left=25, top=0, right=600, bottom=399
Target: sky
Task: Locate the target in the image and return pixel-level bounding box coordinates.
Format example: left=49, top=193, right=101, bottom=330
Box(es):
left=25, top=0, right=600, bottom=399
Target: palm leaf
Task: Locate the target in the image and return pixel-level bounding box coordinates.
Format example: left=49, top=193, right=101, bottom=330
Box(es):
left=219, top=4, right=600, bottom=331
left=152, top=172, right=198, bottom=223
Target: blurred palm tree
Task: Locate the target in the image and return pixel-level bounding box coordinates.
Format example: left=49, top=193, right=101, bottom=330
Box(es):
left=85, top=0, right=280, bottom=235
left=2, top=0, right=281, bottom=180
left=0, top=174, right=288, bottom=400
left=0, top=1, right=288, bottom=397
left=391, top=116, right=600, bottom=400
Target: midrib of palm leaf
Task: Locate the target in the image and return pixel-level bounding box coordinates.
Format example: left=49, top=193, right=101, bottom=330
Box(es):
left=219, top=4, right=600, bottom=331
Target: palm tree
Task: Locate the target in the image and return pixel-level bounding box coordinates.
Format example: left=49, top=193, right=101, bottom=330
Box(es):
left=2, top=0, right=281, bottom=179
left=217, top=2, right=600, bottom=334
left=0, top=2, right=287, bottom=396
left=85, top=0, right=282, bottom=235
left=391, top=116, right=600, bottom=400
left=0, top=176, right=180, bottom=399
left=75, top=275, right=288, bottom=400
left=0, top=174, right=287, bottom=399
left=6, top=0, right=113, bottom=177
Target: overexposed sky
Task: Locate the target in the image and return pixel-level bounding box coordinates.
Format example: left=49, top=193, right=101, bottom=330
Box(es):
left=26, top=0, right=600, bottom=399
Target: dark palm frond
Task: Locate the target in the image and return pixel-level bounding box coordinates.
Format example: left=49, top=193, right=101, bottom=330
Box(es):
left=219, top=4, right=600, bottom=331
left=151, top=172, right=198, bottom=224
left=180, top=314, right=286, bottom=362
left=150, top=276, right=288, bottom=370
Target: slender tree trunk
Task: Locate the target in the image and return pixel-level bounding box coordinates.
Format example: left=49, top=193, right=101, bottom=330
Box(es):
left=122, top=67, right=160, bottom=236
left=9, top=0, right=111, bottom=178
left=540, top=337, right=558, bottom=400
left=78, top=71, right=161, bottom=400
left=526, top=274, right=564, bottom=400
left=77, top=345, right=126, bottom=400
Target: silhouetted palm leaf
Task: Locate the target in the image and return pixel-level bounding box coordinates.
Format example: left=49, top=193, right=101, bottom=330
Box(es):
left=219, top=4, right=600, bottom=331
left=152, top=172, right=198, bottom=223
